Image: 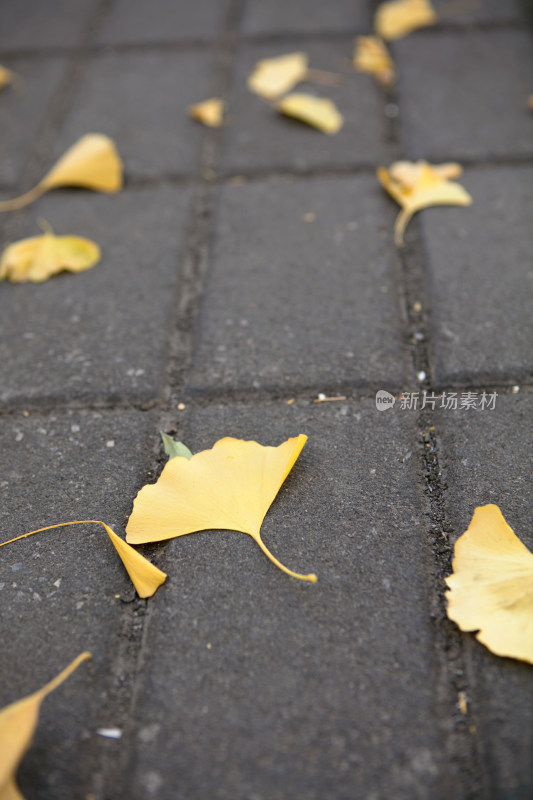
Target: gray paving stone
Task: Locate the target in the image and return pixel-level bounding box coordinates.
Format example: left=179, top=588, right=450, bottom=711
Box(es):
left=123, top=401, right=458, bottom=800
left=97, top=0, right=225, bottom=44
left=436, top=392, right=533, bottom=799
left=0, top=408, right=158, bottom=800
left=0, top=0, right=97, bottom=51
left=187, top=175, right=409, bottom=393
left=240, top=0, right=371, bottom=35
left=221, top=39, right=390, bottom=174
left=57, top=50, right=215, bottom=180
left=432, top=0, right=524, bottom=24
left=0, top=186, right=191, bottom=405
left=0, top=57, right=67, bottom=187
left=394, top=29, right=533, bottom=162
left=418, top=165, right=533, bottom=386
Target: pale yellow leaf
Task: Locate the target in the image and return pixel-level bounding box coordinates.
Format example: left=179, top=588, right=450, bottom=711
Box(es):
left=0, top=223, right=100, bottom=283
left=189, top=97, right=225, bottom=128
left=277, top=94, right=343, bottom=134
left=377, top=159, right=472, bottom=246
left=0, top=521, right=166, bottom=598
left=0, top=652, right=91, bottom=800
left=375, top=0, right=436, bottom=41
left=247, top=52, right=309, bottom=99
left=0, top=65, right=15, bottom=92
left=126, top=435, right=317, bottom=582
left=446, top=505, right=533, bottom=664
left=0, top=134, right=123, bottom=212
left=353, top=36, right=396, bottom=87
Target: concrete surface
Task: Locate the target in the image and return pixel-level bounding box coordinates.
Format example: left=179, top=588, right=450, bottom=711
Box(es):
left=0, top=1, right=531, bottom=799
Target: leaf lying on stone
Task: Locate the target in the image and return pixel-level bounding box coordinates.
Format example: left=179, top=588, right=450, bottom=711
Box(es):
left=0, top=652, right=91, bottom=800
left=375, top=0, right=436, bottom=40
left=377, top=159, right=472, bottom=246
left=353, top=36, right=396, bottom=87
left=188, top=97, right=225, bottom=128
left=0, top=521, right=166, bottom=598
left=446, top=505, right=533, bottom=664
left=0, top=221, right=100, bottom=283
left=0, top=134, right=123, bottom=212
left=0, top=65, right=15, bottom=92
left=160, top=431, right=193, bottom=461
left=277, top=94, right=344, bottom=134
left=247, top=52, right=309, bottom=99
left=126, top=435, right=317, bottom=583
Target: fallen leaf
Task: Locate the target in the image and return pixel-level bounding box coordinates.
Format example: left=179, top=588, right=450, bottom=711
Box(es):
left=0, top=65, right=15, bottom=92
left=377, top=159, right=472, bottom=246
left=446, top=505, right=533, bottom=664
left=0, top=221, right=100, bottom=283
left=0, top=652, right=91, bottom=800
left=0, top=134, right=123, bottom=212
left=247, top=52, right=309, bottom=99
left=277, top=94, right=344, bottom=134
left=188, top=97, right=225, bottom=127
left=160, top=431, right=193, bottom=461
left=0, top=521, right=166, bottom=598
left=353, top=36, right=396, bottom=87
left=126, top=436, right=317, bottom=582
left=375, top=0, right=436, bottom=41
left=528, top=95, right=533, bottom=111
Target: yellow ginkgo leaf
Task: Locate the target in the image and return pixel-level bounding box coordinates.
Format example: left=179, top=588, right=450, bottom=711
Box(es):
left=375, top=0, right=436, bottom=41
left=0, top=134, right=123, bottom=212
left=0, top=521, right=166, bottom=598
left=0, top=65, right=15, bottom=92
left=0, top=652, right=91, bottom=800
left=353, top=36, right=396, bottom=87
left=0, top=222, right=100, bottom=283
left=277, top=93, right=344, bottom=134
left=446, top=505, right=533, bottom=664
left=247, top=52, right=309, bottom=100
left=126, top=435, right=317, bottom=583
left=377, top=159, right=472, bottom=246
left=189, top=97, right=225, bottom=128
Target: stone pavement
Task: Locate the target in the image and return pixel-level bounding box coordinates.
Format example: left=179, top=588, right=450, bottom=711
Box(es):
left=0, top=1, right=531, bottom=798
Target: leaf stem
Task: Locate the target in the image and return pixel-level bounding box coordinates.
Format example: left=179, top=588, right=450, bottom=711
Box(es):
left=0, top=183, right=44, bottom=212
left=253, top=532, right=317, bottom=583
left=39, top=652, right=92, bottom=698
left=0, top=520, right=109, bottom=548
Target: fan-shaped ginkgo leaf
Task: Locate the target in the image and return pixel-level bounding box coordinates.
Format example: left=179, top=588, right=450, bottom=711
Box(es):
left=277, top=94, right=343, bottom=134
left=0, top=222, right=100, bottom=283
left=247, top=52, right=309, bottom=99
left=126, top=435, right=317, bottom=582
left=446, top=505, right=533, bottom=664
left=377, top=159, right=472, bottom=246
left=188, top=98, right=225, bottom=127
left=375, top=0, right=436, bottom=41
left=0, top=521, right=166, bottom=598
left=353, top=36, right=396, bottom=87
left=0, top=134, right=123, bottom=212
left=0, top=65, right=15, bottom=92
left=0, top=652, right=91, bottom=800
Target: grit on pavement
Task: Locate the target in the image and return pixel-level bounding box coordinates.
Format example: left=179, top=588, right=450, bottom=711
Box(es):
left=0, top=1, right=532, bottom=798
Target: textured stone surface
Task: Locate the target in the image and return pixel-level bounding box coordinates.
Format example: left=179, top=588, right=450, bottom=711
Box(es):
left=240, top=0, right=371, bottom=35
left=57, top=50, right=215, bottom=179
left=123, top=401, right=455, bottom=800
left=188, top=175, right=409, bottom=392
left=419, top=166, right=533, bottom=385
left=437, top=393, right=533, bottom=800
left=0, top=0, right=97, bottom=51
left=394, top=30, right=533, bottom=161
left=0, top=408, right=158, bottom=800
left=220, top=39, right=390, bottom=174
left=0, top=57, right=67, bottom=187
left=96, top=0, right=225, bottom=44
left=432, top=0, right=524, bottom=24
left=0, top=186, right=191, bottom=405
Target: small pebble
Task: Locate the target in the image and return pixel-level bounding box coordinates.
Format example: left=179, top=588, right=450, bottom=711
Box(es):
left=417, top=371, right=426, bottom=382
left=512, top=385, right=520, bottom=393
left=106, top=440, right=115, bottom=448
